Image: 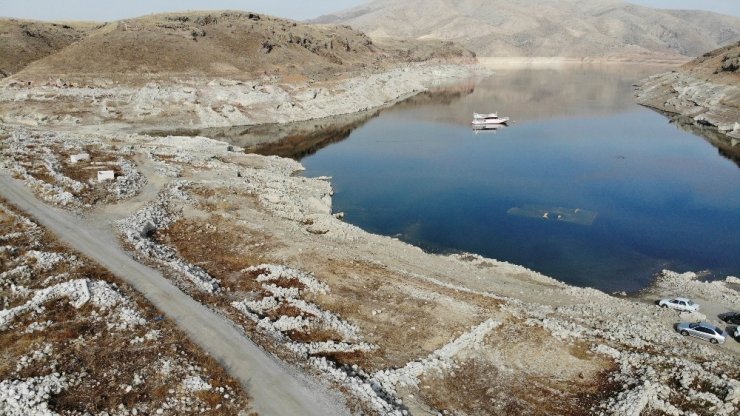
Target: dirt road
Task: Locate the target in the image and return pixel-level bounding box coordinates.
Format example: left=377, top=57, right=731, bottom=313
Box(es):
left=0, top=171, right=348, bottom=416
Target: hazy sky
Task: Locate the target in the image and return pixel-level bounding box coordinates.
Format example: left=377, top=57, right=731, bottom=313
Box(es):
left=0, top=0, right=738, bottom=21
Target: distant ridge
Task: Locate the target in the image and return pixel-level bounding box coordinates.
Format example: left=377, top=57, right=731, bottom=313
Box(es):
left=2, top=11, right=474, bottom=84
left=312, top=0, right=740, bottom=59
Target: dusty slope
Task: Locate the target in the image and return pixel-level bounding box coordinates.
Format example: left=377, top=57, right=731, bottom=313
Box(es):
left=313, top=0, right=740, bottom=59
left=635, top=42, right=740, bottom=161
left=8, top=11, right=474, bottom=85
left=0, top=19, right=93, bottom=78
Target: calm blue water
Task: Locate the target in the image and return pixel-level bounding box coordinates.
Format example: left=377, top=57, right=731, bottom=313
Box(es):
left=300, top=67, right=740, bottom=292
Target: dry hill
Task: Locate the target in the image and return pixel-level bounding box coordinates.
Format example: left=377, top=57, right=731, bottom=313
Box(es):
left=7, top=11, right=474, bottom=85
left=0, top=19, right=93, bottom=78
left=681, top=41, right=740, bottom=80
left=0, top=12, right=476, bottom=130
left=313, top=0, right=740, bottom=60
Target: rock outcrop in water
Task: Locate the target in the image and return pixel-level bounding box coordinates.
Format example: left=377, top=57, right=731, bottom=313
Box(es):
left=635, top=42, right=740, bottom=161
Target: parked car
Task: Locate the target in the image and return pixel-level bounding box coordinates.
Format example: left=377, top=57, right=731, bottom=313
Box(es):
left=658, top=297, right=700, bottom=312
left=719, top=312, right=740, bottom=325
left=735, top=327, right=740, bottom=341
left=676, top=322, right=728, bottom=344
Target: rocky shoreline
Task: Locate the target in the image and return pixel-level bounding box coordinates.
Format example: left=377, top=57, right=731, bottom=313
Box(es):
left=0, top=63, right=478, bottom=133
left=635, top=72, right=740, bottom=138
left=634, top=42, right=740, bottom=161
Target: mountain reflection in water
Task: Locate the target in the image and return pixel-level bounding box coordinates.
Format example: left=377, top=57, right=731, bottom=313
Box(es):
left=662, top=112, right=740, bottom=168
left=148, top=83, right=476, bottom=160
left=299, top=65, right=740, bottom=292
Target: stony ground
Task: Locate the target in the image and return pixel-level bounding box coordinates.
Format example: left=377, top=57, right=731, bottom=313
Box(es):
left=2, top=123, right=736, bottom=415
left=0, top=197, right=253, bottom=415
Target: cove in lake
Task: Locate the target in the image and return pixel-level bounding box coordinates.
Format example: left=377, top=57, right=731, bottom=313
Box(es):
left=292, top=66, right=740, bottom=293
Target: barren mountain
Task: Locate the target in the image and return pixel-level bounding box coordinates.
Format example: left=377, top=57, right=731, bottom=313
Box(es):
left=6, top=11, right=474, bottom=85
left=0, top=19, right=93, bottom=78
left=313, top=0, right=740, bottom=59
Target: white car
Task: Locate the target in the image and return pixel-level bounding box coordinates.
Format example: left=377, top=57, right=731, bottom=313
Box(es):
left=658, top=297, right=700, bottom=312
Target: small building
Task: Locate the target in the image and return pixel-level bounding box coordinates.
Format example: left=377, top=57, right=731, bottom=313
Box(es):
left=97, top=170, right=115, bottom=182
left=70, top=153, right=90, bottom=163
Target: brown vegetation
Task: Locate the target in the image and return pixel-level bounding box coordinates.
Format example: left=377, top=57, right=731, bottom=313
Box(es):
left=0, top=19, right=93, bottom=78
left=687, top=41, right=740, bottom=82
left=418, top=357, right=618, bottom=415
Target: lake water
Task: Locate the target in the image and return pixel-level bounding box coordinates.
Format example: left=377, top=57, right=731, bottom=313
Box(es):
left=294, top=66, right=740, bottom=292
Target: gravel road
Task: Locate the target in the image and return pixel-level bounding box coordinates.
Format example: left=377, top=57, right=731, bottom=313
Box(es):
left=0, top=171, right=348, bottom=416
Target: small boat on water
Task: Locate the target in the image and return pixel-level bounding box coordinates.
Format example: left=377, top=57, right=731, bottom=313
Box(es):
left=472, top=112, right=509, bottom=126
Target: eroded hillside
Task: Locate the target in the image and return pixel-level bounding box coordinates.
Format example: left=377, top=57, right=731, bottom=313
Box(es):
left=6, top=11, right=474, bottom=85
left=0, top=19, right=93, bottom=78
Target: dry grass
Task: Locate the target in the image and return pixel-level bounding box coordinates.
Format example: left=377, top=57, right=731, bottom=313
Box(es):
left=418, top=356, right=619, bottom=416
left=0, top=19, right=90, bottom=77
left=55, top=145, right=120, bottom=182
left=292, top=257, right=500, bottom=371
left=190, top=185, right=260, bottom=214
left=154, top=216, right=278, bottom=294
left=13, top=11, right=380, bottom=84
left=285, top=326, right=344, bottom=344
left=265, top=303, right=308, bottom=320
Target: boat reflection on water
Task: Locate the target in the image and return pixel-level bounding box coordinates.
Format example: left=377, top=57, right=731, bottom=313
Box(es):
left=472, top=124, right=506, bottom=134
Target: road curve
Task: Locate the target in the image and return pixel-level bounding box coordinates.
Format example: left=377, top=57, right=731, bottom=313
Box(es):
left=0, top=172, right=348, bottom=416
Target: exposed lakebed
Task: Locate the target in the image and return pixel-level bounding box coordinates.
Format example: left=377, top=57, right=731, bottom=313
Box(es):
left=220, top=66, right=740, bottom=293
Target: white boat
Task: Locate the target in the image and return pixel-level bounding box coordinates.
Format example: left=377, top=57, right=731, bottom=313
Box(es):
left=474, top=112, right=498, bottom=118
left=472, top=112, right=509, bottom=125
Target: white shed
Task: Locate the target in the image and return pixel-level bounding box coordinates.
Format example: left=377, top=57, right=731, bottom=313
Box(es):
left=97, top=170, right=115, bottom=182
left=70, top=153, right=90, bottom=163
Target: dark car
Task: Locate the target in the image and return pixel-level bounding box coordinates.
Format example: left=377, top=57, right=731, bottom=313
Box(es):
left=720, top=312, right=740, bottom=325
